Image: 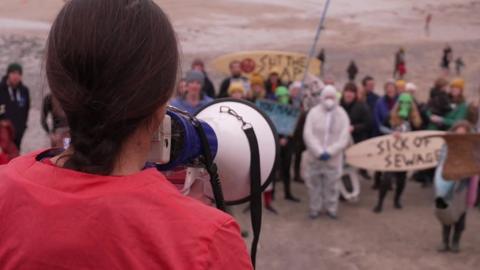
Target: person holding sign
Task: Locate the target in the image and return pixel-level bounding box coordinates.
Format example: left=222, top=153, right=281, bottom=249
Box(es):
left=303, top=86, right=351, bottom=219
left=434, top=121, right=478, bottom=253
left=373, top=93, right=423, bottom=213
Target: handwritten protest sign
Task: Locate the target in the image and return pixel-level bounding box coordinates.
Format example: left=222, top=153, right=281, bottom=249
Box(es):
left=212, top=51, right=321, bottom=82
left=346, top=131, right=446, bottom=172
left=255, top=99, right=300, bottom=136
left=442, top=134, right=480, bottom=180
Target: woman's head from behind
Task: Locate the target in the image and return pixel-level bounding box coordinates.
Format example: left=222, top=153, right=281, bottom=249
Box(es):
left=46, top=0, right=178, bottom=175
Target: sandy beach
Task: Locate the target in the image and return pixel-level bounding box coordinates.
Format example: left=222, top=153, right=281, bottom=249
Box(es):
left=1, top=1, right=480, bottom=269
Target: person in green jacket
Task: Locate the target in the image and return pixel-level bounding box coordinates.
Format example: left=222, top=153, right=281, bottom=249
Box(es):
left=428, top=78, right=468, bottom=130
left=421, top=78, right=468, bottom=188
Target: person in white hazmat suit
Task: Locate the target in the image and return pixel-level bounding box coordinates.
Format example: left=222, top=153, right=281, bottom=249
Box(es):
left=303, top=85, right=351, bottom=219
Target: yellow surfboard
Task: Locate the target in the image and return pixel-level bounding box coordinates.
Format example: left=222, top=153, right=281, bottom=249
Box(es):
left=211, top=50, right=321, bottom=82
left=346, top=131, right=446, bottom=172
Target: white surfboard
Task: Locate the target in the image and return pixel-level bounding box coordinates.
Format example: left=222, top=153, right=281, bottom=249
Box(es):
left=346, top=131, right=446, bottom=172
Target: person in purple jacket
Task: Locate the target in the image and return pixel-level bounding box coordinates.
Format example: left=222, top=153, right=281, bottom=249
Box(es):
left=374, top=80, right=398, bottom=135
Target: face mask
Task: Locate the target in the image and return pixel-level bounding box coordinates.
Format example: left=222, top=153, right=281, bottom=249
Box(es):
left=323, top=98, right=336, bottom=110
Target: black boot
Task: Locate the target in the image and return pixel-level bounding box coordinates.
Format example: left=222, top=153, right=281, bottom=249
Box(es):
left=285, top=193, right=301, bottom=202
left=438, top=225, right=451, bottom=252
left=359, top=169, right=371, bottom=180
left=451, top=213, right=466, bottom=253
left=372, top=172, right=381, bottom=190
left=374, top=174, right=389, bottom=213
left=394, top=173, right=406, bottom=210
left=394, top=200, right=403, bottom=209
left=451, top=230, right=462, bottom=253
left=373, top=189, right=386, bottom=213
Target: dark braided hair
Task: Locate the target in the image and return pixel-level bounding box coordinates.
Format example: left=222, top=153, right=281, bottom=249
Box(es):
left=46, top=0, right=179, bottom=175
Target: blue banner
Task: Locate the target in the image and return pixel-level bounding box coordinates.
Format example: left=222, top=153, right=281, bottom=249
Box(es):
left=255, top=99, right=301, bottom=136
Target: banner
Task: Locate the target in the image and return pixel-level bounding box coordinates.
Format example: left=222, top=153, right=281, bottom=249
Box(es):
left=255, top=99, right=300, bottom=136
left=212, top=50, right=321, bottom=82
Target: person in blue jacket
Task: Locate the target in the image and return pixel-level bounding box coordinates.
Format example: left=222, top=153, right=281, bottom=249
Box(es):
left=170, top=70, right=213, bottom=115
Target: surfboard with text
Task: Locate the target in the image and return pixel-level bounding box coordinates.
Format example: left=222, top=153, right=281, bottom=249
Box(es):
left=346, top=131, right=446, bottom=172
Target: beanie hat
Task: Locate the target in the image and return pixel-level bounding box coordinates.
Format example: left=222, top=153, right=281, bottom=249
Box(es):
left=250, top=73, right=264, bottom=87
left=185, top=70, right=205, bottom=86
left=275, top=86, right=290, bottom=105
left=7, top=63, right=22, bottom=75
left=451, top=78, right=465, bottom=90
left=275, top=86, right=289, bottom=97
left=395, top=80, right=406, bottom=89
left=398, top=93, right=413, bottom=119
left=289, top=81, right=303, bottom=92
left=228, top=82, right=245, bottom=96
left=321, top=85, right=337, bottom=99
left=405, top=82, right=417, bottom=93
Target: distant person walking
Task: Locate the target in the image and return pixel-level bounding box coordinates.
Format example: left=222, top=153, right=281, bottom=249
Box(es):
left=425, top=13, right=432, bottom=36
left=317, top=48, right=325, bottom=77
left=455, top=57, right=465, bottom=76
left=347, top=60, right=359, bottom=82
left=441, top=45, right=453, bottom=74
left=0, top=63, right=30, bottom=149
left=393, top=48, right=406, bottom=79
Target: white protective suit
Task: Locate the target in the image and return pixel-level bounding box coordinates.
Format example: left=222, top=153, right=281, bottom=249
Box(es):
left=303, top=86, right=351, bottom=215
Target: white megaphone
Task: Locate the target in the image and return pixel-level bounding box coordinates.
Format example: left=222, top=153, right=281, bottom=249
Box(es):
left=148, top=98, right=279, bottom=205
left=148, top=98, right=278, bottom=267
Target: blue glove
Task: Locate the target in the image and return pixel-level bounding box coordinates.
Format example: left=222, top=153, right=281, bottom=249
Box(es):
left=319, top=152, right=331, bottom=161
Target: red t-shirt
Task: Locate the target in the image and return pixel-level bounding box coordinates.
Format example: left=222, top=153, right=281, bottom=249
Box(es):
left=0, top=151, right=253, bottom=270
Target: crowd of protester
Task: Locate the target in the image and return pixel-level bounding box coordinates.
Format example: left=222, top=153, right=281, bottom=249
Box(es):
left=1, top=48, right=479, bottom=253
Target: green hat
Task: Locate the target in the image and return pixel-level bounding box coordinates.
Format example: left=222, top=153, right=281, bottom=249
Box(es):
left=398, top=93, right=413, bottom=119
left=7, top=63, right=22, bottom=75
left=275, top=86, right=289, bottom=97
left=275, top=86, right=290, bottom=105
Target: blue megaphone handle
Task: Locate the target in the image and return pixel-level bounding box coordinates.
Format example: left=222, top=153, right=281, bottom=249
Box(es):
left=155, top=108, right=218, bottom=171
